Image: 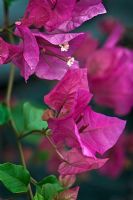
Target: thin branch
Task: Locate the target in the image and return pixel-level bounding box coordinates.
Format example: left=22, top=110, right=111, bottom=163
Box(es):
left=6, top=64, right=15, bottom=107
left=3, top=0, right=9, bottom=28
left=18, top=128, right=49, bottom=140
left=18, top=142, right=34, bottom=199
left=18, top=130, right=42, bottom=140
left=3, top=0, right=33, bottom=199
left=30, top=177, right=37, bottom=186
left=46, top=135, right=68, bottom=163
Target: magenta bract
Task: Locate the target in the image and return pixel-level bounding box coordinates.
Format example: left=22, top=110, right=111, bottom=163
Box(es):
left=87, top=47, right=133, bottom=115
left=45, top=68, right=91, bottom=114
left=58, top=148, right=108, bottom=175
left=100, top=135, right=126, bottom=178
left=13, top=25, right=89, bottom=80
left=0, top=37, right=9, bottom=65
left=57, top=186, right=79, bottom=200
left=44, top=68, right=126, bottom=174
left=22, top=0, right=106, bottom=32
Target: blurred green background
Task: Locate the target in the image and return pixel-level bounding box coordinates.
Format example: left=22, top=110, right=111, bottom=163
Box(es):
left=0, top=0, right=133, bottom=200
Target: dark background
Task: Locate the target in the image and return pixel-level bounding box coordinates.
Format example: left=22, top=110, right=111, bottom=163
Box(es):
left=0, top=0, right=133, bottom=199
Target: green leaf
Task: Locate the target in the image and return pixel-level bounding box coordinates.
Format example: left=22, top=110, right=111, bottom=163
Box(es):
left=0, top=103, right=9, bottom=125
left=23, top=134, right=42, bottom=145
left=34, top=175, right=64, bottom=200
left=34, top=193, right=44, bottom=200
left=38, top=175, right=61, bottom=186
left=11, top=103, right=25, bottom=133
left=0, top=163, right=30, bottom=193
left=11, top=102, right=48, bottom=135
left=23, top=102, right=48, bottom=132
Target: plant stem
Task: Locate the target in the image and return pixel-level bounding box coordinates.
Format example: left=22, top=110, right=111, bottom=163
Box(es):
left=3, top=0, right=9, bottom=28
left=18, top=130, right=42, bottom=140
left=18, top=142, right=34, bottom=200
left=6, top=64, right=15, bottom=107
left=3, top=1, right=33, bottom=199
left=18, top=128, right=49, bottom=140
left=31, top=177, right=37, bottom=186
left=4, top=0, right=15, bottom=107
left=9, top=122, right=34, bottom=199
left=46, top=135, right=67, bottom=163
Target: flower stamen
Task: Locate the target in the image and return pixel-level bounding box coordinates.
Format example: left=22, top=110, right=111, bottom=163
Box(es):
left=67, top=57, right=75, bottom=67
left=59, top=42, right=69, bottom=52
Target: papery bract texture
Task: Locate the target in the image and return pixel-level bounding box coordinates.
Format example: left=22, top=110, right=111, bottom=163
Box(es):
left=44, top=69, right=126, bottom=162
left=56, top=186, right=79, bottom=200
left=58, top=0, right=106, bottom=32
left=22, top=0, right=76, bottom=31
left=79, top=107, right=126, bottom=156
left=22, top=0, right=106, bottom=32
left=48, top=105, right=126, bottom=158
left=44, top=68, right=91, bottom=114
left=33, top=31, right=85, bottom=80
left=59, top=175, right=76, bottom=188
left=100, top=135, right=125, bottom=178
left=13, top=25, right=88, bottom=80
left=100, top=134, right=133, bottom=178
left=13, top=25, right=39, bottom=80
left=0, top=37, right=9, bottom=65
left=58, top=148, right=108, bottom=175
left=21, top=0, right=51, bottom=28
left=0, top=37, right=22, bottom=65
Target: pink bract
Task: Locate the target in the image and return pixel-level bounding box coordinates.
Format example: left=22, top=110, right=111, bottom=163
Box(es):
left=12, top=25, right=39, bottom=80
left=44, top=69, right=126, bottom=164
left=58, top=148, right=108, bottom=175
left=48, top=105, right=126, bottom=158
left=22, top=0, right=106, bottom=32
left=100, top=135, right=126, bottom=178
left=45, top=68, right=91, bottom=114
left=0, top=37, right=22, bottom=65
left=72, top=19, right=133, bottom=115
left=57, top=0, right=106, bottom=32
left=86, top=47, right=133, bottom=115
left=0, top=37, right=9, bottom=65
left=56, top=186, right=79, bottom=200
left=13, top=25, right=87, bottom=80
left=33, top=31, right=85, bottom=80
left=59, top=175, right=76, bottom=188
left=100, top=134, right=133, bottom=178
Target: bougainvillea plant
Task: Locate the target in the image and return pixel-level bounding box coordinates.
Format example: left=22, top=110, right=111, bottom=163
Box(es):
left=1, top=0, right=133, bottom=199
